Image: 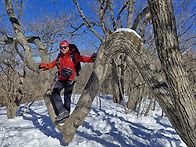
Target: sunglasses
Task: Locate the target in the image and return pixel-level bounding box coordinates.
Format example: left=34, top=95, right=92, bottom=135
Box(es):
left=60, top=46, right=69, bottom=49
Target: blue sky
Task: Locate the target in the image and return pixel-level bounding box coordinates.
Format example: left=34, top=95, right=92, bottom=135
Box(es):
left=24, top=0, right=102, bottom=53
left=0, top=0, right=195, bottom=52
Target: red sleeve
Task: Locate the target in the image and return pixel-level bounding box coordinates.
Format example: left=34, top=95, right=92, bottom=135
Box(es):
left=75, top=53, right=93, bottom=63
left=47, top=60, right=56, bottom=69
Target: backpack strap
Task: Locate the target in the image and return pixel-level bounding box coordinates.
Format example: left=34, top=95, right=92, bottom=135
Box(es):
left=55, top=53, right=61, bottom=69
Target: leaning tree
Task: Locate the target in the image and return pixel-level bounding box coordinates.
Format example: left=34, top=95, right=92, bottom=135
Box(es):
left=62, top=0, right=196, bottom=145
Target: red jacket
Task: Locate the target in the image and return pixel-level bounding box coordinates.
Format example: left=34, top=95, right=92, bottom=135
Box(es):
left=42, top=51, right=93, bottom=81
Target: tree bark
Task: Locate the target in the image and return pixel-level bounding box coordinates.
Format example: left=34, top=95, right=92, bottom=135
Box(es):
left=148, top=0, right=196, bottom=146
left=111, top=58, right=123, bottom=103
left=6, top=93, right=18, bottom=119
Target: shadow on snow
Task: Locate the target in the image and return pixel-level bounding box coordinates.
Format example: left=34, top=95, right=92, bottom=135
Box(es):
left=20, top=99, right=183, bottom=147
left=21, top=108, right=67, bottom=146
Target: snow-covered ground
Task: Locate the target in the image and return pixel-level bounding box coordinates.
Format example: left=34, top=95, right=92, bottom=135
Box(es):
left=0, top=95, right=186, bottom=147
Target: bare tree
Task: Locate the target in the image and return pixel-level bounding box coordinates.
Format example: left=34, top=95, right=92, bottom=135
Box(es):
left=0, top=44, right=23, bottom=118
left=147, top=0, right=196, bottom=146
left=3, top=0, right=195, bottom=145
left=175, top=0, right=196, bottom=53
left=2, top=0, right=55, bottom=118
left=71, top=0, right=151, bottom=105
left=1, top=0, right=75, bottom=118
left=48, top=1, right=196, bottom=144
left=27, top=14, right=71, bottom=53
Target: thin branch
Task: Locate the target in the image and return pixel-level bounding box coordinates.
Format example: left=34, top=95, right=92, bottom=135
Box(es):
left=99, top=0, right=109, bottom=36
left=180, top=13, right=196, bottom=30
left=1, top=34, right=41, bottom=45
left=0, top=29, right=12, bottom=44
left=178, top=23, right=194, bottom=37
left=72, top=0, right=104, bottom=42
left=132, top=6, right=150, bottom=30
left=127, top=0, right=135, bottom=28
left=180, top=35, right=196, bottom=44
left=182, top=43, right=196, bottom=54
left=139, top=14, right=151, bottom=43
left=116, top=1, right=127, bottom=28
left=16, top=0, right=25, bottom=19
left=70, top=23, right=85, bottom=34
left=108, top=0, right=117, bottom=30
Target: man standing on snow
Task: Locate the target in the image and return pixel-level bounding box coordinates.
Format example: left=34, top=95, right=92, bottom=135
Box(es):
left=39, top=40, right=96, bottom=123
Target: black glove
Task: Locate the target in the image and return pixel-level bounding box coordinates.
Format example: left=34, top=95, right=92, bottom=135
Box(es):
left=91, top=53, right=97, bottom=62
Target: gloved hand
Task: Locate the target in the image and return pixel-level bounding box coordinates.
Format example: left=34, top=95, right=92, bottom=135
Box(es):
left=39, top=63, right=49, bottom=70
left=90, top=53, right=97, bottom=62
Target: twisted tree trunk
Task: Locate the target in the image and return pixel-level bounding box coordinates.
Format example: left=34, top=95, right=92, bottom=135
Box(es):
left=61, top=29, right=195, bottom=145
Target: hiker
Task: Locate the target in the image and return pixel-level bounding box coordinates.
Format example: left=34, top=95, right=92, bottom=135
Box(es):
left=39, top=40, right=96, bottom=123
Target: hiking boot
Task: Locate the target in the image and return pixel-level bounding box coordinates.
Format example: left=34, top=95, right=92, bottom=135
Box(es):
left=55, top=110, right=69, bottom=123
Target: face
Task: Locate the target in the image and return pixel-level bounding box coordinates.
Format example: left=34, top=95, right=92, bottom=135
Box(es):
left=60, top=45, right=69, bottom=54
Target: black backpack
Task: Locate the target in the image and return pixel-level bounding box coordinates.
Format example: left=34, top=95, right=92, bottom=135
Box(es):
left=69, top=44, right=81, bottom=77
left=56, top=44, right=81, bottom=77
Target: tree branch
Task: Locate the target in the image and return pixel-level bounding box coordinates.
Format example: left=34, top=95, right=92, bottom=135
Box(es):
left=116, top=1, right=127, bottom=28
left=4, top=0, right=39, bottom=72
left=127, top=0, right=135, bottom=28
left=132, top=6, right=150, bottom=30
left=99, top=0, right=109, bottom=36
left=108, top=0, right=117, bottom=30
left=139, top=14, right=151, bottom=42
left=72, top=0, right=104, bottom=42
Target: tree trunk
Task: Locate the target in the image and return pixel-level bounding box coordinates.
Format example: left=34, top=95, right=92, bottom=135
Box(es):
left=148, top=0, right=196, bottom=146
left=60, top=39, right=111, bottom=143
left=111, top=58, right=122, bottom=103
left=6, top=100, right=18, bottom=119
left=127, top=85, right=142, bottom=111
left=144, top=97, right=154, bottom=116
left=111, top=54, right=125, bottom=104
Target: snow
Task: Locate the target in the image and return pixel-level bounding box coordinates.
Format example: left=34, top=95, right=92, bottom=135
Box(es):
left=0, top=95, right=186, bottom=147
left=114, top=28, right=141, bottom=39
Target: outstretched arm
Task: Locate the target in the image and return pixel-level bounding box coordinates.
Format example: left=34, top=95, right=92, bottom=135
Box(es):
left=75, top=53, right=96, bottom=63
left=39, top=60, right=56, bottom=70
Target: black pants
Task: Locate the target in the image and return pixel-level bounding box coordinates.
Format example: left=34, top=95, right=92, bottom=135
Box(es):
left=51, top=80, right=74, bottom=116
